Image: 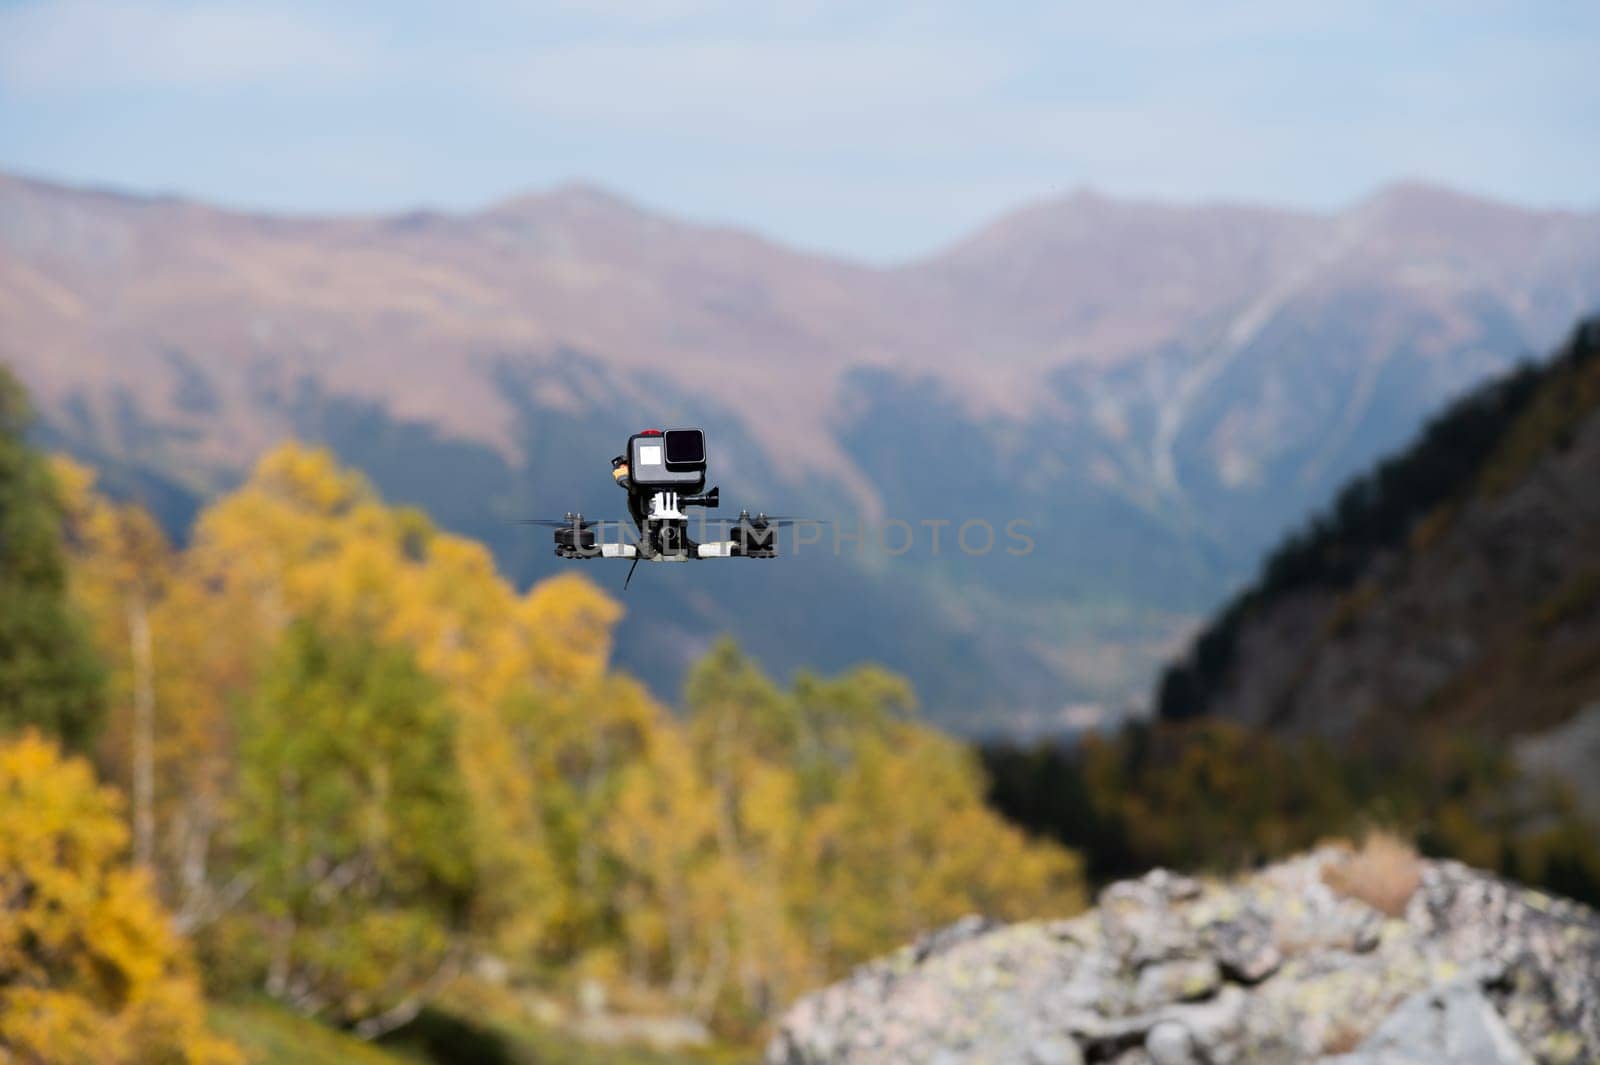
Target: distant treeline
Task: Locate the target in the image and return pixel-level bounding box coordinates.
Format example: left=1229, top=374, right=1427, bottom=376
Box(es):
left=982, top=718, right=1600, bottom=906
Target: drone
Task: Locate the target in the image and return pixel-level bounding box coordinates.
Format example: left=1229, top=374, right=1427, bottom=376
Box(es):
left=520, top=428, right=815, bottom=588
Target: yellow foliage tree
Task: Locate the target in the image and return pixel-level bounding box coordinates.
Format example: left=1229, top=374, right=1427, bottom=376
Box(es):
left=181, top=445, right=634, bottom=968
left=0, top=731, right=240, bottom=1065
left=801, top=728, right=1083, bottom=968
left=55, top=457, right=243, bottom=930
left=684, top=641, right=1085, bottom=1030
left=602, top=718, right=723, bottom=1005
left=52, top=457, right=170, bottom=869
left=54, top=442, right=1086, bottom=1038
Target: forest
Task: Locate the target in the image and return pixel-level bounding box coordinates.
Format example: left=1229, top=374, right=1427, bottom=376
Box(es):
left=1158, top=319, right=1600, bottom=723
left=0, top=367, right=1083, bottom=1062
left=982, top=716, right=1600, bottom=907
left=987, top=318, right=1600, bottom=911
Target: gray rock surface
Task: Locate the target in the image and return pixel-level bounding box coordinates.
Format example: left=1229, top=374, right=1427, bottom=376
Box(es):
left=1319, top=976, right=1531, bottom=1065
left=766, top=850, right=1600, bottom=1065
left=1516, top=702, right=1600, bottom=819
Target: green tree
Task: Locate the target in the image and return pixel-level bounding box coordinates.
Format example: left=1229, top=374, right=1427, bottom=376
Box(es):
left=219, top=621, right=472, bottom=1036
left=0, top=367, right=104, bottom=747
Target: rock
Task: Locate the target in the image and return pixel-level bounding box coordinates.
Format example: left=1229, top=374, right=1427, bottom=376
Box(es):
left=767, top=851, right=1600, bottom=1064
left=1100, top=869, right=1208, bottom=968
left=1109, top=1052, right=1155, bottom=1065
left=1318, top=978, right=1532, bottom=1065
left=911, top=914, right=1002, bottom=963
left=1146, top=1021, right=1198, bottom=1065
left=1027, top=1036, right=1082, bottom=1065
left=1515, top=702, right=1600, bottom=819
left=1134, top=958, right=1221, bottom=1009
left=1206, top=910, right=1282, bottom=983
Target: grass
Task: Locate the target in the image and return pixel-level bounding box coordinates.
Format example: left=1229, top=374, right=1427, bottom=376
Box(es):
left=382, top=1006, right=744, bottom=1065
left=211, top=998, right=752, bottom=1065
left=1321, top=832, right=1423, bottom=918
left=210, top=1001, right=417, bottom=1065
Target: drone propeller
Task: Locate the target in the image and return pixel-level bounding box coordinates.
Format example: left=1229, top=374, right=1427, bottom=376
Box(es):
left=753, top=515, right=832, bottom=526
left=699, top=511, right=832, bottom=528
left=512, top=513, right=622, bottom=529
left=693, top=517, right=833, bottom=538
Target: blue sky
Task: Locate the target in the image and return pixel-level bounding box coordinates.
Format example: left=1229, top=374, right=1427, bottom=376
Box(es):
left=1, top=0, right=1596, bottom=261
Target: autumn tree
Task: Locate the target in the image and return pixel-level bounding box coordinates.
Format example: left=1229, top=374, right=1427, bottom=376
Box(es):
left=801, top=726, right=1083, bottom=969
left=601, top=717, right=722, bottom=1008
left=0, top=369, right=103, bottom=747
left=53, top=457, right=173, bottom=868
left=183, top=445, right=593, bottom=963
left=682, top=640, right=806, bottom=1022
left=51, top=441, right=1088, bottom=1038
left=0, top=731, right=240, bottom=1065
left=221, top=621, right=472, bottom=1035
left=56, top=458, right=250, bottom=930
left=684, top=640, right=1085, bottom=1028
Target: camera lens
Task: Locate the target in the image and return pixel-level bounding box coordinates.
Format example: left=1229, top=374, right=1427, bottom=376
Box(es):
left=664, top=429, right=705, bottom=467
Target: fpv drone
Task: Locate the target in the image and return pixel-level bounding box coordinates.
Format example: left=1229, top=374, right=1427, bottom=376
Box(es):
left=520, top=428, right=814, bottom=588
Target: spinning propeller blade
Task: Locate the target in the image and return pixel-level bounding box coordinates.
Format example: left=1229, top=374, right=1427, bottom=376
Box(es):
left=512, top=514, right=624, bottom=530
left=756, top=516, right=832, bottom=527
left=695, top=513, right=832, bottom=531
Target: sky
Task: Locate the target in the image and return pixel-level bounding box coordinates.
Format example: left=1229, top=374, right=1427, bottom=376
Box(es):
left=1, top=0, right=1596, bottom=262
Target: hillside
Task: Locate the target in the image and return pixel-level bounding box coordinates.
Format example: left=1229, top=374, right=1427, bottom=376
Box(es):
left=1157, top=317, right=1600, bottom=802
left=768, top=844, right=1600, bottom=1064
left=5, top=171, right=1600, bottom=732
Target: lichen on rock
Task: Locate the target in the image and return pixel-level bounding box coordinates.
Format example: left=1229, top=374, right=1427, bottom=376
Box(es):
left=766, top=849, right=1600, bottom=1065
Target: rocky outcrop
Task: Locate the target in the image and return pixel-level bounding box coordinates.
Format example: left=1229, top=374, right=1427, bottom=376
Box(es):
left=766, top=850, right=1600, bottom=1064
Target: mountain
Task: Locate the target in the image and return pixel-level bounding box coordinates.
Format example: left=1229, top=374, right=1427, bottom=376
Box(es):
left=769, top=846, right=1600, bottom=1064
left=4, top=170, right=1599, bottom=733
left=1157, top=317, right=1600, bottom=806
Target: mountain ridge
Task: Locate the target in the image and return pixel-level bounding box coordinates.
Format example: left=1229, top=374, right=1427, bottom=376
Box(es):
left=5, top=169, right=1599, bottom=731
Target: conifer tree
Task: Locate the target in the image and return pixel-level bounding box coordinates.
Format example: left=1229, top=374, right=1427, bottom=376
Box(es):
left=0, top=367, right=103, bottom=747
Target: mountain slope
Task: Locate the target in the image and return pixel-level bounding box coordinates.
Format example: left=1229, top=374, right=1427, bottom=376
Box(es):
left=4, top=171, right=1599, bottom=731
left=1158, top=317, right=1600, bottom=756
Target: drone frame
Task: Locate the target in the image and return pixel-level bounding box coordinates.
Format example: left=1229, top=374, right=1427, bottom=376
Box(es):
left=523, top=427, right=822, bottom=587
left=547, top=499, right=783, bottom=564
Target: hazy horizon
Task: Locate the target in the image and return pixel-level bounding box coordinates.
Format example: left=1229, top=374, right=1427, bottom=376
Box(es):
left=3, top=1, right=1596, bottom=262
left=9, top=165, right=1595, bottom=270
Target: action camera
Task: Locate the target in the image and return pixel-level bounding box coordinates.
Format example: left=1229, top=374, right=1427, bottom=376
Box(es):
left=630, top=428, right=707, bottom=489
